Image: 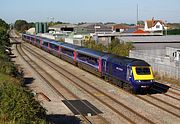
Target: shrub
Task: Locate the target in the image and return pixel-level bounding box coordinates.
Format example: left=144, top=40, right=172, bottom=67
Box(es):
left=0, top=82, right=46, bottom=124
left=83, top=38, right=134, bottom=57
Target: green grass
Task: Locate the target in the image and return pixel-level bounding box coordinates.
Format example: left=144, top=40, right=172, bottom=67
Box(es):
left=154, top=72, right=180, bottom=87
left=0, top=76, right=46, bottom=124
left=0, top=73, right=19, bottom=85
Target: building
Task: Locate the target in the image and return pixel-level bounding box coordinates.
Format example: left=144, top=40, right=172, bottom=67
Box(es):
left=144, top=18, right=167, bottom=32
left=35, top=22, right=48, bottom=34
left=166, top=47, right=180, bottom=61
left=75, top=23, right=112, bottom=34
left=49, top=24, right=77, bottom=34
left=112, top=24, right=129, bottom=33
left=26, top=28, right=35, bottom=35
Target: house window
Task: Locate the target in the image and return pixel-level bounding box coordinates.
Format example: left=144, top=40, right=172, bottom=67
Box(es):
left=156, top=25, right=160, bottom=29
left=173, top=52, right=177, bottom=57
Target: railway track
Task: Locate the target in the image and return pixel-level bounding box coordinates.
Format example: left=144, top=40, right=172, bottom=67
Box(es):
left=14, top=41, right=109, bottom=124
left=100, top=78, right=180, bottom=120
left=102, top=71, right=180, bottom=119
left=153, top=83, right=180, bottom=97
left=21, top=42, right=158, bottom=124
left=136, top=95, right=180, bottom=118
left=150, top=87, right=180, bottom=101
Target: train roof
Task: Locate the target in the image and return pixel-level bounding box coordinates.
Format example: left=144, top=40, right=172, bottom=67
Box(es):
left=102, top=54, right=150, bottom=66
left=60, top=43, right=82, bottom=50
left=77, top=48, right=107, bottom=58
left=35, top=36, right=64, bottom=46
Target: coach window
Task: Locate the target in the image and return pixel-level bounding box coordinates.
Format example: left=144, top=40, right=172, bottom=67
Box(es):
left=31, top=37, right=35, bottom=41
left=78, top=53, right=88, bottom=61
left=62, top=48, right=73, bottom=56
left=36, top=39, right=41, bottom=45
left=42, top=41, right=48, bottom=47
left=50, top=44, right=58, bottom=50
left=27, top=36, right=30, bottom=40
left=54, top=44, right=59, bottom=51
left=88, top=57, right=98, bottom=65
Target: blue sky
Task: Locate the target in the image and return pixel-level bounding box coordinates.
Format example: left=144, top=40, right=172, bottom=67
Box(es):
left=0, top=0, right=180, bottom=23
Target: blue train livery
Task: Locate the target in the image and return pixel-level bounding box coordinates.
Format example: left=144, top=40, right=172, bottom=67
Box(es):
left=22, top=33, right=154, bottom=93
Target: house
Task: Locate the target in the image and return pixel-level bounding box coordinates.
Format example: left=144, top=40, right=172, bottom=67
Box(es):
left=144, top=18, right=167, bottom=32
left=112, top=24, right=129, bottom=33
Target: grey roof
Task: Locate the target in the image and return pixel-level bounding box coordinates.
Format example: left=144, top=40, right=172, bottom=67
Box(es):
left=77, top=48, right=106, bottom=58
left=78, top=23, right=102, bottom=28
left=119, top=35, right=180, bottom=43
left=77, top=23, right=112, bottom=33
left=49, top=24, right=77, bottom=29
left=105, top=23, right=116, bottom=27
left=102, top=54, right=150, bottom=66
left=60, top=43, right=82, bottom=50
left=123, top=28, right=137, bottom=33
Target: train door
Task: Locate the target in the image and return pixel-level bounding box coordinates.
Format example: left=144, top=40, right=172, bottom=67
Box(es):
left=103, top=60, right=107, bottom=72
left=109, top=62, right=113, bottom=76
left=126, top=67, right=132, bottom=81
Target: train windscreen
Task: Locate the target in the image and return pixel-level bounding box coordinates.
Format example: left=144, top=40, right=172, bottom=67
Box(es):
left=135, top=67, right=151, bottom=75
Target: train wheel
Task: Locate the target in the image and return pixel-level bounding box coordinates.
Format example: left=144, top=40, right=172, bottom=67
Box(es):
left=78, top=63, right=82, bottom=69
left=104, top=75, right=109, bottom=82
left=118, top=81, right=123, bottom=88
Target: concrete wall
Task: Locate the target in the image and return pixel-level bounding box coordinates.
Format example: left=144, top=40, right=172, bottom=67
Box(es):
left=129, top=49, right=180, bottom=79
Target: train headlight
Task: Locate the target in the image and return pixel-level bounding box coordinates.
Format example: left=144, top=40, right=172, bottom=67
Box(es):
left=137, top=80, right=141, bottom=83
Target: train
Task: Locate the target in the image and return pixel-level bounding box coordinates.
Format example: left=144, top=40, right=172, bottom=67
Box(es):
left=22, top=33, right=154, bottom=93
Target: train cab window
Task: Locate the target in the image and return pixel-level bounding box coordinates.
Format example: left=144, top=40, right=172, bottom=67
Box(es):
left=42, top=41, right=48, bottom=47
left=136, top=67, right=150, bottom=75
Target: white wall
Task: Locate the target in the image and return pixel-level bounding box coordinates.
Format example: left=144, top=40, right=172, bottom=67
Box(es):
left=144, top=21, right=164, bottom=32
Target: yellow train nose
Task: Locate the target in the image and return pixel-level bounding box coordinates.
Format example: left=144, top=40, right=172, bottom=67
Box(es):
left=132, top=66, right=154, bottom=80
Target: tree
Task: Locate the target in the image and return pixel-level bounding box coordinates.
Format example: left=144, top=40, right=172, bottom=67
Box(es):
left=0, top=19, right=9, bottom=30
left=14, top=20, right=29, bottom=32
left=0, top=19, right=10, bottom=50
left=83, top=37, right=133, bottom=57
left=108, top=38, right=134, bottom=56
left=137, top=20, right=144, bottom=25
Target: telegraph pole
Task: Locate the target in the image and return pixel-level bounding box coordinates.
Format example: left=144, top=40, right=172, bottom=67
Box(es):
left=137, top=4, right=138, bottom=26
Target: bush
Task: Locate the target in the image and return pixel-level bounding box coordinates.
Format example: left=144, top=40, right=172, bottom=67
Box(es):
left=83, top=38, right=134, bottom=57
left=83, top=40, right=107, bottom=52
left=166, top=29, right=180, bottom=35
left=0, top=82, right=46, bottom=124
left=0, top=18, right=47, bottom=123
left=108, top=38, right=134, bottom=56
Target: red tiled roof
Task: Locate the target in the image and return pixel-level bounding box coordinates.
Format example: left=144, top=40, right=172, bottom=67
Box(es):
left=146, top=20, right=165, bottom=28
left=133, top=29, right=147, bottom=34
